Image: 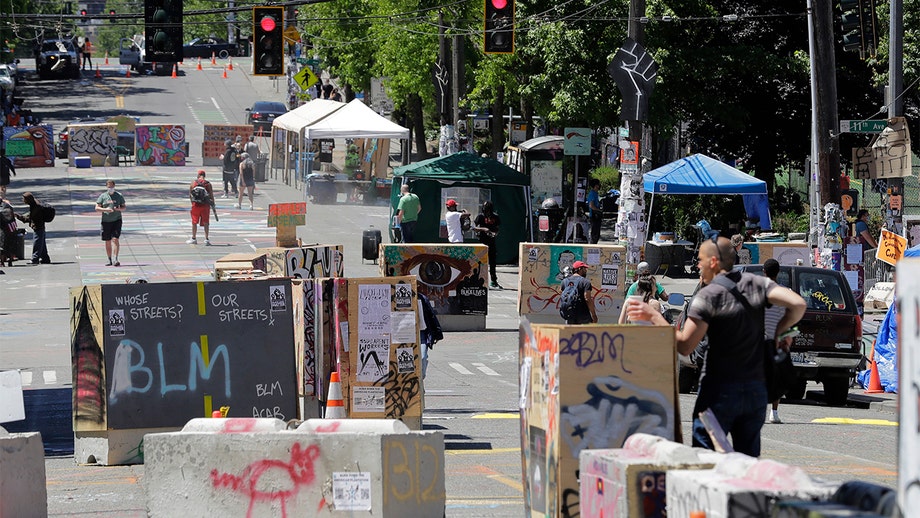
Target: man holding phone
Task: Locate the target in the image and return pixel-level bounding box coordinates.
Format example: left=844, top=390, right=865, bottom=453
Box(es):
left=628, top=236, right=805, bottom=456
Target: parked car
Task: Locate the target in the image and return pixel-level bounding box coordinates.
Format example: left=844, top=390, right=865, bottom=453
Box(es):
left=676, top=264, right=862, bottom=406
left=0, top=64, right=15, bottom=91
left=38, top=39, right=80, bottom=80
left=245, top=101, right=288, bottom=132
left=183, top=38, right=239, bottom=59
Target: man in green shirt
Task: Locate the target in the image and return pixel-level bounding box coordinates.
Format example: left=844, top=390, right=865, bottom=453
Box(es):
left=95, top=179, right=127, bottom=266
left=396, top=183, right=421, bottom=243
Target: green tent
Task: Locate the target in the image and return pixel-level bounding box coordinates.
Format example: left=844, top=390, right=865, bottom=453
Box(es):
left=391, top=152, right=532, bottom=264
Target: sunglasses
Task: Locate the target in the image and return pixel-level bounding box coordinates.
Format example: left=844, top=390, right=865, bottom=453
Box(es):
left=710, top=234, right=725, bottom=264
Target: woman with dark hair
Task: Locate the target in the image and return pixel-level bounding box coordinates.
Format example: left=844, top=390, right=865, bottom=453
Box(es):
left=17, top=192, right=51, bottom=264
left=619, top=274, right=661, bottom=323
left=854, top=209, right=877, bottom=251
left=0, top=195, right=18, bottom=269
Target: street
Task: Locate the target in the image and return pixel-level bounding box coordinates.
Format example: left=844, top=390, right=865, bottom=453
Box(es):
left=0, top=58, right=900, bottom=517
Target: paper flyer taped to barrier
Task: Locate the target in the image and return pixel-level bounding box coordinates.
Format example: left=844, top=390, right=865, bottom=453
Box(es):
left=586, top=248, right=601, bottom=265
left=358, top=284, right=391, bottom=337
left=339, top=321, right=349, bottom=351
left=390, top=311, right=417, bottom=344
left=352, top=386, right=385, bottom=412
left=601, top=264, right=619, bottom=290
left=396, top=347, right=415, bottom=373
left=332, top=472, right=372, bottom=511
left=846, top=244, right=863, bottom=264
left=356, top=337, right=389, bottom=381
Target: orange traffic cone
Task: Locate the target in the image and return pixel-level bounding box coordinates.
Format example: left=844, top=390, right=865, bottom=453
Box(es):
left=228, top=57, right=233, bottom=71
left=211, top=51, right=216, bottom=65
left=865, top=360, right=884, bottom=394
left=171, top=63, right=177, bottom=78
left=125, top=67, right=131, bottom=78
left=95, top=65, right=101, bottom=79
left=324, top=371, right=346, bottom=418
left=222, top=67, right=228, bottom=79
left=104, top=51, right=109, bottom=65
left=196, top=57, right=202, bottom=70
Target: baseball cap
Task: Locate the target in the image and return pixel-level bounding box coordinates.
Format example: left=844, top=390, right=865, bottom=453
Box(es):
left=637, top=261, right=651, bottom=274
left=572, top=260, right=588, bottom=270
left=446, top=199, right=457, bottom=208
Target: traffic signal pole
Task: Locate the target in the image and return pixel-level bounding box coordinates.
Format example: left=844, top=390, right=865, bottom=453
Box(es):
left=889, top=0, right=903, bottom=117
left=811, top=0, right=841, bottom=208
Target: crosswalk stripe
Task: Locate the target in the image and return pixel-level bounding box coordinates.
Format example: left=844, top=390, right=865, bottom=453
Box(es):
left=20, top=371, right=33, bottom=386
left=449, top=363, right=474, bottom=375
left=44, top=370, right=58, bottom=384
left=472, top=363, right=500, bottom=376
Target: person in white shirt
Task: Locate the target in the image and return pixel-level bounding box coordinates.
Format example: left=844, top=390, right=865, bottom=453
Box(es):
left=444, top=199, right=468, bottom=243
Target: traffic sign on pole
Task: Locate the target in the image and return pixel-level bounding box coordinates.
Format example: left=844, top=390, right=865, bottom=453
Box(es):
left=839, top=119, right=888, bottom=133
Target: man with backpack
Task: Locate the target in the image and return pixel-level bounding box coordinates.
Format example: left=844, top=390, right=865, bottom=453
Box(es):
left=187, top=171, right=215, bottom=245
left=221, top=139, right=240, bottom=197
left=17, top=192, right=52, bottom=264
left=559, top=260, right=597, bottom=324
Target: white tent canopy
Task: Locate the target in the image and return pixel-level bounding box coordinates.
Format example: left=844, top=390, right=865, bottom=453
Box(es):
left=271, top=99, right=343, bottom=133
left=302, top=99, right=410, bottom=140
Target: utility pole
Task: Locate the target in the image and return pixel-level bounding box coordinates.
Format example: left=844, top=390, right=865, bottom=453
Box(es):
left=627, top=0, right=645, bottom=144
left=888, top=0, right=903, bottom=117
left=812, top=0, right=841, bottom=207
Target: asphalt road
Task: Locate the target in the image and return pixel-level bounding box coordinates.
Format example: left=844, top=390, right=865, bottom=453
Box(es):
left=0, top=58, right=901, bottom=517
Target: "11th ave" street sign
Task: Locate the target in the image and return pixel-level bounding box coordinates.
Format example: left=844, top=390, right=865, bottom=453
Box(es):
left=840, top=119, right=888, bottom=133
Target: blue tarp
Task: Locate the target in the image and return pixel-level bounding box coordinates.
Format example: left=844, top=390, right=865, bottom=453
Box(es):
left=644, top=154, right=767, bottom=195
left=857, top=301, right=899, bottom=393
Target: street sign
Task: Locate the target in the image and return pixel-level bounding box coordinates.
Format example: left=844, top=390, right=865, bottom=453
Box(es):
left=840, top=119, right=888, bottom=133
left=563, top=127, right=591, bottom=156
left=293, top=67, right=318, bottom=91
left=283, top=26, right=301, bottom=43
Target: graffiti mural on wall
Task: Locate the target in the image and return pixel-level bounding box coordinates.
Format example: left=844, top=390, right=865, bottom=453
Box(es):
left=69, top=123, right=117, bottom=166
left=287, top=246, right=344, bottom=279
left=135, top=124, right=186, bottom=166
left=519, top=243, right=626, bottom=320
left=3, top=125, right=54, bottom=167
left=381, top=244, right=489, bottom=316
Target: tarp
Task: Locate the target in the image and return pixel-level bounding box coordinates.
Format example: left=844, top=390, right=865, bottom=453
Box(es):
left=857, top=301, right=899, bottom=393
left=302, top=98, right=410, bottom=140
left=271, top=98, right=343, bottom=133
left=391, top=152, right=530, bottom=264
left=644, top=153, right=767, bottom=195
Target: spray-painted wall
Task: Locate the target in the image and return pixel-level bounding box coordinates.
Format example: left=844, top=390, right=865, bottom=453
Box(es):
left=68, top=123, right=117, bottom=166
left=135, top=124, right=186, bottom=166
left=3, top=125, right=54, bottom=167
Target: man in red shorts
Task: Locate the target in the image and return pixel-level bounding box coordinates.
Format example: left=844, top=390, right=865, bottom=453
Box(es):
left=187, top=170, right=215, bottom=245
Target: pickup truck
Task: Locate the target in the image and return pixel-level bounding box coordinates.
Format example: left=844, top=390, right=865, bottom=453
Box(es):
left=119, top=36, right=175, bottom=75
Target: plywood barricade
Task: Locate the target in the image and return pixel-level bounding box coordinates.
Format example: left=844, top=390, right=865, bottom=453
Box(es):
left=518, top=243, right=627, bottom=324
left=519, top=320, right=678, bottom=517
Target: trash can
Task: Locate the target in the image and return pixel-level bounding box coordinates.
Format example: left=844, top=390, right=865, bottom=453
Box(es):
left=308, top=174, right=336, bottom=204
left=537, top=207, right=566, bottom=242
left=255, top=154, right=268, bottom=182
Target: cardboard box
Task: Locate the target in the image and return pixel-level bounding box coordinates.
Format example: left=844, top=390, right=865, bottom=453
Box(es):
left=518, top=243, right=627, bottom=323
left=214, top=252, right=268, bottom=280
left=520, top=322, right=678, bottom=517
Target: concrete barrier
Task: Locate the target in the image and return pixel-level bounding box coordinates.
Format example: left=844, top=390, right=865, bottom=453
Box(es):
left=667, top=452, right=838, bottom=518
left=144, top=418, right=445, bottom=517
left=0, top=426, right=48, bottom=518
left=579, top=433, right=720, bottom=518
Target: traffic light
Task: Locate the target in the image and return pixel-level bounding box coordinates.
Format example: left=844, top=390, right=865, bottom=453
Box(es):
left=253, top=6, right=284, bottom=76
left=838, top=0, right=878, bottom=57
left=109, top=9, right=116, bottom=23
left=484, top=0, right=514, bottom=54
left=144, top=0, right=183, bottom=63
left=79, top=9, right=87, bottom=23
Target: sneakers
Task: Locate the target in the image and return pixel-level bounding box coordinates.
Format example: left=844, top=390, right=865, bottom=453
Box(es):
left=221, top=193, right=228, bottom=198
left=768, top=410, right=782, bottom=424
left=234, top=203, right=241, bottom=209
left=114, top=260, right=120, bottom=267
left=490, top=281, right=502, bottom=289
left=186, top=238, right=197, bottom=245
left=249, top=204, right=254, bottom=210
left=106, top=259, right=113, bottom=266
left=204, top=239, right=212, bottom=246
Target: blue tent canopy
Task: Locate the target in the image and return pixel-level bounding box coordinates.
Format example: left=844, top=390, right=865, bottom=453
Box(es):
left=643, top=154, right=767, bottom=195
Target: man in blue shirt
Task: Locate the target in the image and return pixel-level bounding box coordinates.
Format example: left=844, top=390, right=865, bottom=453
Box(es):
left=586, top=179, right=602, bottom=244
left=854, top=209, right=877, bottom=251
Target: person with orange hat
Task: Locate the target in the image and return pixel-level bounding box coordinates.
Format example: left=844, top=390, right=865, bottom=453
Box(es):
left=444, top=199, right=468, bottom=243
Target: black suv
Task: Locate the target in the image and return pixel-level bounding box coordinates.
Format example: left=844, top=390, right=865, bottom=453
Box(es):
left=677, top=265, right=862, bottom=406
left=245, top=101, right=287, bottom=132
left=38, top=39, right=80, bottom=80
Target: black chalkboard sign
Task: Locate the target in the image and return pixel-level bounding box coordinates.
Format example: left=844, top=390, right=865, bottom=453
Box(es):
left=101, top=280, right=296, bottom=429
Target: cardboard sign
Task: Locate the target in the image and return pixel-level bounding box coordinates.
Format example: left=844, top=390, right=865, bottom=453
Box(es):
left=267, top=202, right=307, bottom=227
left=876, top=228, right=907, bottom=266
left=852, top=116, right=912, bottom=179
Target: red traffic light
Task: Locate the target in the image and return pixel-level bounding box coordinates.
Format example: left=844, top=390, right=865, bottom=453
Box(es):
left=490, top=0, right=508, bottom=8
left=109, top=9, right=116, bottom=16
left=80, top=9, right=87, bottom=15
left=260, top=16, right=276, bottom=32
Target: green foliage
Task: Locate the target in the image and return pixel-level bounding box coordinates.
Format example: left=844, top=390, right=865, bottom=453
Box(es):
left=590, top=166, right=619, bottom=193
left=772, top=210, right=810, bottom=234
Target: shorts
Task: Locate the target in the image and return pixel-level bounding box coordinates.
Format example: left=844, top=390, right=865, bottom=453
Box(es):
left=240, top=176, right=255, bottom=188
left=191, top=203, right=210, bottom=225
left=101, top=219, right=122, bottom=241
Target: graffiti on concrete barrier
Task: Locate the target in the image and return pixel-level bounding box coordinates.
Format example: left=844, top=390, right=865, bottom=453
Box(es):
left=69, top=124, right=117, bottom=166
left=136, top=124, right=186, bottom=166
left=3, top=125, right=54, bottom=167
left=72, top=288, right=107, bottom=430
left=210, top=442, right=321, bottom=518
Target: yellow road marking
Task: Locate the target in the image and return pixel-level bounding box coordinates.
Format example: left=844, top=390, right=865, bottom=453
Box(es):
left=446, top=498, right=523, bottom=505
left=446, top=447, right=520, bottom=455
left=115, top=95, right=124, bottom=108
left=488, top=473, right=524, bottom=492
left=472, top=412, right=519, bottom=419
left=811, top=417, right=898, bottom=426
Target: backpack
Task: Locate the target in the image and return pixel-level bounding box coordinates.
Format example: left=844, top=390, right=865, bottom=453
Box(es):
left=190, top=183, right=210, bottom=204
left=558, top=279, right=583, bottom=321
left=42, top=203, right=56, bottom=222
